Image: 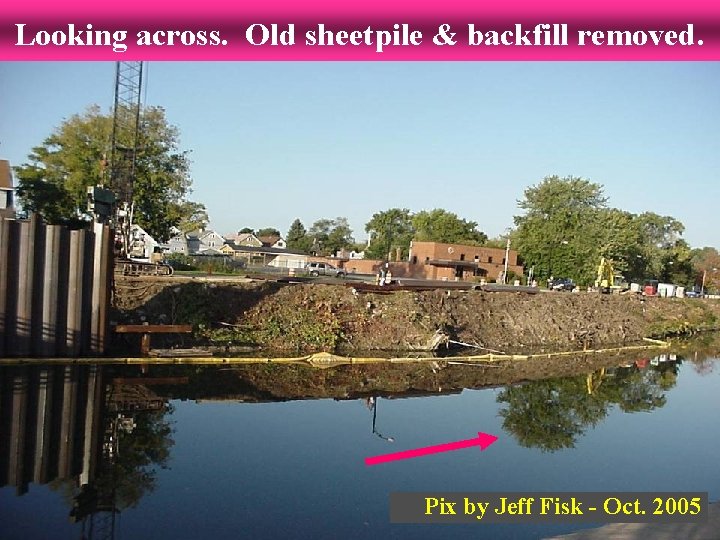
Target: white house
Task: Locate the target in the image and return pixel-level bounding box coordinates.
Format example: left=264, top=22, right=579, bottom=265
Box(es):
left=168, top=234, right=189, bottom=254
left=168, top=228, right=226, bottom=255
left=258, top=234, right=287, bottom=250
left=196, top=229, right=225, bottom=252
left=128, top=224, right=159, bottom=260
left=0, top=160, right=15, bottom=219
left=226, top=232, right=263, bottom=247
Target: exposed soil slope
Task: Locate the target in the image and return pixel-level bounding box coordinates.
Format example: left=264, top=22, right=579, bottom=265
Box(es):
left=113, top=278, right=720, bottom=354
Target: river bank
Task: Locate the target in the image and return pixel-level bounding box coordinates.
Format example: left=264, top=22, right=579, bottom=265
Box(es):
left=111, top=278, right=720, bottom=355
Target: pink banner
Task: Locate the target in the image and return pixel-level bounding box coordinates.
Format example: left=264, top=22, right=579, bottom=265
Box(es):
left=2, top=0, right=719, bottom=60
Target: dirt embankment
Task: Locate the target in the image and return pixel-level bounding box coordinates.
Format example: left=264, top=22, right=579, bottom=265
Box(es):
left=112, top=278, right=720, bottom=354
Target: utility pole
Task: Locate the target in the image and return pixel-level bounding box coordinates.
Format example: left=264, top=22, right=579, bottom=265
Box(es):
left=503, top=237, right=510, bottom=284
left=701, top=268, right=717, bottom=297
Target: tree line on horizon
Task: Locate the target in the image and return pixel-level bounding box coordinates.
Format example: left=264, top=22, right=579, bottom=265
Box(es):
left=13, top=107, right=719, bottom=291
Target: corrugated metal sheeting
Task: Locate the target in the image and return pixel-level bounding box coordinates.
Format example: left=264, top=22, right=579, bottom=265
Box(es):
left=0, top=217, right=113, bottom=357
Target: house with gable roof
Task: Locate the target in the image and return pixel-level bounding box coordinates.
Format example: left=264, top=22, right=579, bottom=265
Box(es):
left=167, top=227, right=226, bottom=255
left=258, top=234, right=286, bottom=250
left=0, top=160, right=15, bottom=219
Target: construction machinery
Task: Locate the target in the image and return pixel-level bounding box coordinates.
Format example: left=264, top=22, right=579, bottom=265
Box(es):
left=89, top=62, right=172, bottom=277
left=595, top=257, right=615, bottom=294
left=594, top=257, right=629, bottom=294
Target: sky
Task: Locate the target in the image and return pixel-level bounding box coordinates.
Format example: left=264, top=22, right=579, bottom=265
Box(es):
left=1, top=62, right=718, bottom=247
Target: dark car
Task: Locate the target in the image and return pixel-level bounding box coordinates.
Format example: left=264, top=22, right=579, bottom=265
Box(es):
left=551, top=278, right=575, bottom=291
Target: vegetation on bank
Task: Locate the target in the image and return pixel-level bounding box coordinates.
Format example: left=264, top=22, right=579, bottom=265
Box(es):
left=646, top=301, right=720, bottom=338
left=112, top=280, right=720, bottom=355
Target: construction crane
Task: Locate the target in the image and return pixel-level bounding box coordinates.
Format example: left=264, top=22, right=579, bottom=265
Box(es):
left=89, top=62, right=172, bottom=276
left=109, top=61, right=143, bottom=253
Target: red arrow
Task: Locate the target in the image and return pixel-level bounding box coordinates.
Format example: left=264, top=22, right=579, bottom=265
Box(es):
left=365, top=432, right=498, bottom=466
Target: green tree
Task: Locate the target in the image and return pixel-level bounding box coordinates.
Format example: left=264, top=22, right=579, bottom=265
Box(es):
left=286, top=218, right=312, bottom=252
left=594, top=209, right=641, bottom=273
left=238, top=227, right=255, bottom=234
left=365, top=208, right=414, bottom=260
left=257, top=227, right=281, bottom=238
left=512, top=175, right=608, bottom=284
left=309, top=217, right=354, bottom=255
left=15, top=175, right=78, bottom=225
left=170, top=200, right=209, bottom=233
left=412, top=209, right=488, bottom=245
left=14, top=105, right=205, bottom=242
left=629, top=212, right=693, bottom=285
left=483, top=234, right=511, bottom=250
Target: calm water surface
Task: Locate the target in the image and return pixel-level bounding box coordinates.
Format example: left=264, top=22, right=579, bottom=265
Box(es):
left=1, top=352, right=718, bottom=539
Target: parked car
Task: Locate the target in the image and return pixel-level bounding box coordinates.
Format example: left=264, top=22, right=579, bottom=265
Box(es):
left=551, top=278, right=575, bottom=291
left=305, top=262, right=345, bottom=277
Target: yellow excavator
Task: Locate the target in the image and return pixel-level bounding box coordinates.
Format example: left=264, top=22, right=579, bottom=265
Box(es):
left=595, top=257, right=631, bottom=294
left=595, top=257, right=615, bottom=294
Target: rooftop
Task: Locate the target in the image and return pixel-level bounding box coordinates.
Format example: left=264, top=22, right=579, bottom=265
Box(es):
left=0, top=160, right=13, bottom=190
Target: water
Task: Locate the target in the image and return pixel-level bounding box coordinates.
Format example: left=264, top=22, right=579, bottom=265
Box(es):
left=1, top=351, right=718, bottom=540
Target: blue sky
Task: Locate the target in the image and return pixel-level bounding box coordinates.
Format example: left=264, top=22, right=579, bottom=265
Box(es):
left=1, top=62, right=718, bottom=247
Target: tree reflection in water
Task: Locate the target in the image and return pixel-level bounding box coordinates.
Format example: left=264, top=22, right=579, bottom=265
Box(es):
left=496, top=359, right=680, bottom=452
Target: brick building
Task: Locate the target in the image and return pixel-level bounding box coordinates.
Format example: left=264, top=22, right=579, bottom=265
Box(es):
left=407, top=241, right=523, bottom=281
left=338, top=240, right=523, bottom=282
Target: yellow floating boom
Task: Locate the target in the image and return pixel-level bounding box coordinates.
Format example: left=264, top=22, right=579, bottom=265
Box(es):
left=0, top=340, right=670, bottom=366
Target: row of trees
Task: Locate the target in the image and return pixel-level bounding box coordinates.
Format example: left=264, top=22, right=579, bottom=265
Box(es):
left=510, top=175, right=719, bottom=290
left=364, top=208, right=487, bottom=260
left=280, top=210, right=487, bottom=259
left=276, top=176, right=716, bottom=290
left=511, top=175, right=698, bottom=286
left=13, top=108, right=716, bottom=290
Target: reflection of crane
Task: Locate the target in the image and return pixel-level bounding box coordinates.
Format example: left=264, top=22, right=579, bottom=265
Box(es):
left=72, top=378, right=167, bottom=540
left=71, top=381, right=120, bottom=540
